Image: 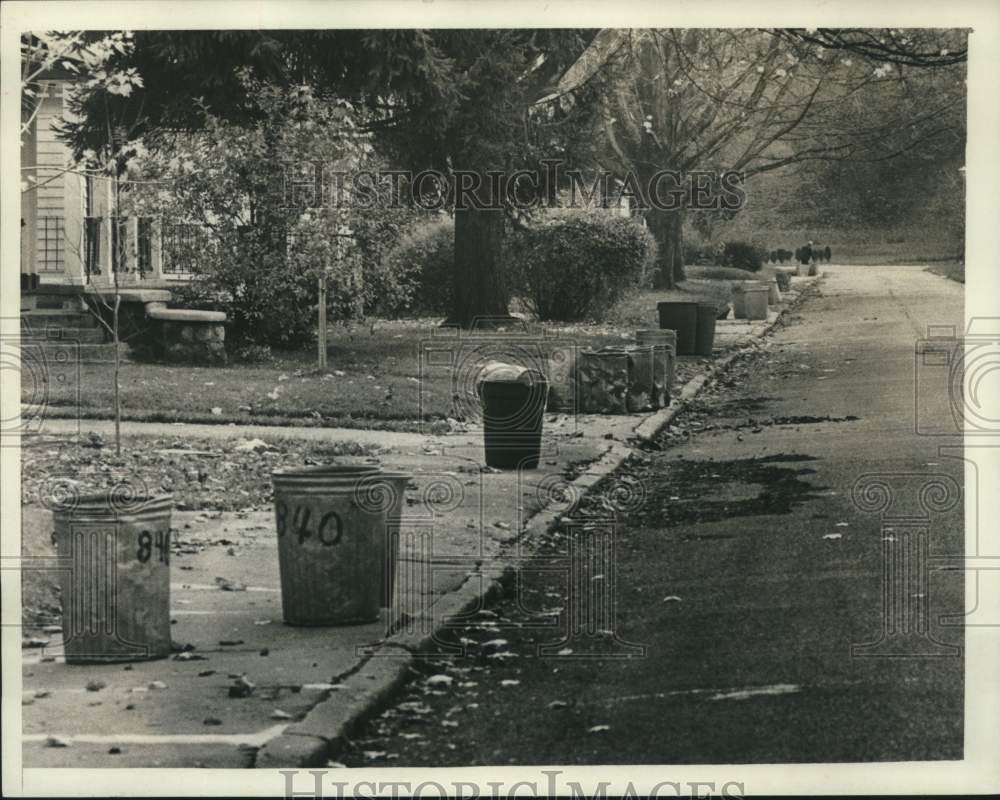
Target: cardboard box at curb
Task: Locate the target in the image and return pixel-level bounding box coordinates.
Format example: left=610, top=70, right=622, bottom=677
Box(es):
left=254, top=281, right=816, bottom=768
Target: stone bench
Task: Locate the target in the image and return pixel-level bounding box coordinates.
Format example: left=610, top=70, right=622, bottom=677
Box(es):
left=145, top=304, right=227, bottom=364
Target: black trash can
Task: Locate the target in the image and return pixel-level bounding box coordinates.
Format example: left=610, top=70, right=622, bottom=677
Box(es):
left=657, top=301, right=699, bottom=356
left=695, top=302, right=718, bottom=357
left=481, top=377, right=548, bottom=469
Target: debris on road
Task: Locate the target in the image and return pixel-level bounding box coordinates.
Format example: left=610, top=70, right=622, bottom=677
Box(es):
left=228, top=675, right=256, bottom=698
left=214, top=576, right=247, bottom=592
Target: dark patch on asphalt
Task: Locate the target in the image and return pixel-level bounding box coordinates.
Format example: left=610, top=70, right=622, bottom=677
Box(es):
left=709, top=396, right=777, bottom=415
left=624, top=453, right=828, bottom=528
left=770, top=414, right=860, bottom=425
left=755, top=453, right=817, bottom=464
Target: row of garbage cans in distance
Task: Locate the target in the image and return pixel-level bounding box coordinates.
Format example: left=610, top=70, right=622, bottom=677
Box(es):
left=479, top=275, right=787, bottom=468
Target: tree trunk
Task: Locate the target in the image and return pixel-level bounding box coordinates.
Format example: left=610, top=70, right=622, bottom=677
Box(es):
left=647, top=207, right=686, bottom=290
left=447, top=173, right=511, bottom=328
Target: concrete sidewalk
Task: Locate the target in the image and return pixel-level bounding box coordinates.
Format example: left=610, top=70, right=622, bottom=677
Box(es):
left=20, top=286, right=806, bottom=768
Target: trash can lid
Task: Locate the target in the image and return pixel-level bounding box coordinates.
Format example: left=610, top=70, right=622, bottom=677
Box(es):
left=477, top=361, right=546, bottom=385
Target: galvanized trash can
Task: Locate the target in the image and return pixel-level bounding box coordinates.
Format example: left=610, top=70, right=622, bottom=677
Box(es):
left=478, top=364, right=549, bottom=470
left=271, top=465, right=385, bottom=625
left=623, top=345, right=656, bottom=412
left=695, top=302, right=718, bottom=357
left=732, top=284, right=769, bottom=320
left=766, top=277, right=781, bottom=305
left=578, top=348, right=628, bottom=414
left=353, top=470, right=412, bottom=609
left=578, top=346, right=656, bottom=413
left=52, top=493, right=174, bottom=664
left=635, top=329, right=676, bottom=407
left=544, top=344, right=579, bottom=414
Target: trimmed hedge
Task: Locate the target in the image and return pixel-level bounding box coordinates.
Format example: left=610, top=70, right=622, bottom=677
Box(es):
left=507, top=210, right=656, bottom=322
left=717, top=240, right=766, bottom=272
left=382, top=217, right=454, bottom=316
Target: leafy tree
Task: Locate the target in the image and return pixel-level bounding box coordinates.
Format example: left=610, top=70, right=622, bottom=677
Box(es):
left=56, top=29, right=602, bottom=327
left=24, top=31, right=145, bottom=453
left=126, top=79, right=421, bottom=347
left=595, top=28, right=966, bottom=288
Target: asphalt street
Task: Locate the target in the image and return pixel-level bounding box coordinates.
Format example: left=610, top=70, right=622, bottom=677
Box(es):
left=339, top=264, right=966, bottom=766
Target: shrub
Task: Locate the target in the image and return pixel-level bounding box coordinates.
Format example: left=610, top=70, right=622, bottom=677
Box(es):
left=234, top=343, right=274, bottom=363
left=774, top=270, right=791, bottom=291
left=508, top=209, right=655, bottom=322
left=382, top=217, right=454, bottom=316
left=717, top=240, right=763, bottom=272
left=683, top=240, right=718, bottom=266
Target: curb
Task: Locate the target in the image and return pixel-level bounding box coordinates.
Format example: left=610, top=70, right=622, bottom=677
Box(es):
left=254, top=285, right=813, bottom=768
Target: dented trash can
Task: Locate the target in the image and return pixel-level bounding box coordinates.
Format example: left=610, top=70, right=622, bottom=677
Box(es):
left=354, top=469, right=412, bottom=609
left=52, top=493, right=174, bottom=664
left=635, top=329, right=676, bottom=407
left=271, top=465, right=385, bottom=625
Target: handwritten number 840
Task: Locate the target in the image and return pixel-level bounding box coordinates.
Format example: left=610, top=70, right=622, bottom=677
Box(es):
left=275, top=502, right=343, bottom=546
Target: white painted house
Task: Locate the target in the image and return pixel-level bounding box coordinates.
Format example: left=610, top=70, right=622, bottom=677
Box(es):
left=20, top=76, right=185, bottom=290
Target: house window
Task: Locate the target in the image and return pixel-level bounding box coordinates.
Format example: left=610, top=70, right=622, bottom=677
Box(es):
left=84, top=216, right=102, bottom=277
left=137, top=217, right=153, bottom=274
left=162, top=223, right=204, bottom=274
left=111, top=217, right=129, bottom=273
left=38, top=216, right=65, bottom=273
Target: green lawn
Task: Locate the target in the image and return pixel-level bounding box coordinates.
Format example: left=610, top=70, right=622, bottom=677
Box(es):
left=27, top=280, right=764, bottom=431
left=32, top=298, right=719, bottom=431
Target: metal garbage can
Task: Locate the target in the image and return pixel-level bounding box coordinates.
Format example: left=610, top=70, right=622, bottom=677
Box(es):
left=271, top=465, right=384, bottom=625
left=656, top=301, right=699, bottom=356
left=635, top=329, right=676, bottom=407
left=353, top=470, right=412, bottom=609
left=732, top=284, right=769, bottom=320
left=479, top=366, right=549, bottom=470
left=52, top=493, right=174, bottom=664
left=695, top=302, right=718, bottom=356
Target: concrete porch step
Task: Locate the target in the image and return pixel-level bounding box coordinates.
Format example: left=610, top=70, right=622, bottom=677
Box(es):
left=21, top=288, right=87, bottom=311
left=21, top=310, right=101, bottom=330
left=21, top=340, right=129, bottom=365
left=18, top=325, right=107, bottom=344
